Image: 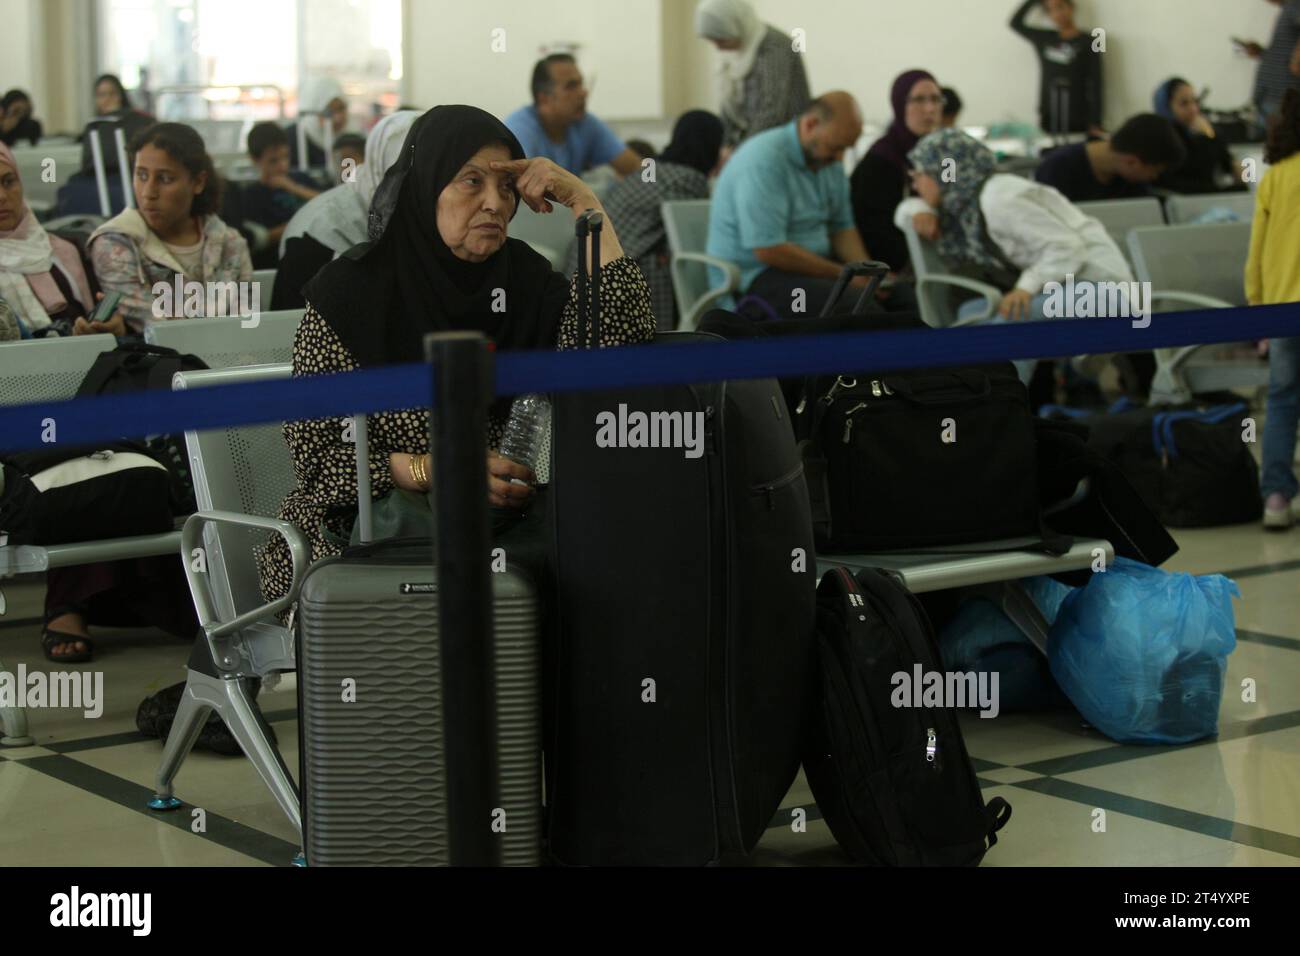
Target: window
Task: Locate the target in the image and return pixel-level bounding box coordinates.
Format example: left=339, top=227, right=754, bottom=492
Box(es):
left=96, top=0, right=402, bottom=130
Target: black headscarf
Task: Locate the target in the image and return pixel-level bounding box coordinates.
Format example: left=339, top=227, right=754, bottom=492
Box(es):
left=94, top=74, right=132, bottom=113
left=658, top=110, right=724, bottom=175
left=303, top=105, right=570, bottom=369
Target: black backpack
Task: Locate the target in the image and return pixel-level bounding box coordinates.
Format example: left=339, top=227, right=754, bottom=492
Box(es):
left=76, top=342, right=209, bottom=515
left=803, top=566, right=1012, bottom=866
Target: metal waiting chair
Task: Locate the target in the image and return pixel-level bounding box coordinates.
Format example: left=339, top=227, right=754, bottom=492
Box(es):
left=509, top=202, right=577, bottom=271
left=1163, top=192, right=1256, bottom=226
left=147, top=363, right=309, bottom=844
left=900, top=221, right=1001, bottom=329
left=144, top=309, right=303, bottom=369
left=660, top=199, right=740, bottom=331
left=1075, top=197, right=1166, bottom=267
left=250, top=269, right=277, bottom=309
left=1127, top=221, right=1267, bottom=404
left=0, top=334, right=164, bottom=747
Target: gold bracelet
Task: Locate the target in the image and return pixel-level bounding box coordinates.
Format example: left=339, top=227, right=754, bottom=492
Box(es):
left=411, top=453, right=430, bottom=490
left=406, top=453, right=419, bottom=488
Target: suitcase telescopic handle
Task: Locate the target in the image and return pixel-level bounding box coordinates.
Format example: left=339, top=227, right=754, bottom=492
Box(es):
left=575, top=209, right=604, bottom=349
left=818, top=260, right=893, bottom=319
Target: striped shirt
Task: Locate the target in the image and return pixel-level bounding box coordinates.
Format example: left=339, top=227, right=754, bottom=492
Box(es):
left=1254, top=0, right=1300, bottom=111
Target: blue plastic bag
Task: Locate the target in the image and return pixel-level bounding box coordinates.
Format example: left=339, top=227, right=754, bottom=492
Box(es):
left=1048, top=557, right=1239, bottom=744
left=938, top=577, right=1074, bottom=712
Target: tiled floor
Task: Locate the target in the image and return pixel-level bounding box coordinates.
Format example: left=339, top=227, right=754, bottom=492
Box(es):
left=3, top=461, right=1299, bottom=867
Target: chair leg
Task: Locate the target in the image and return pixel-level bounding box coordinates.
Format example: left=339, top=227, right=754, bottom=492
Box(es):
left=213, top=675, right=302, bottom=838
left=0, top=656, right=35, bottom=747
left=149, top=678, right=213, bottom=807
left=150, top=669, right=302, bottom=840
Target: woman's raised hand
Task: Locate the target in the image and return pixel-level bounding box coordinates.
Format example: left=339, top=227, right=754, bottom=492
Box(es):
left=490, top=158, right=596, bottom=216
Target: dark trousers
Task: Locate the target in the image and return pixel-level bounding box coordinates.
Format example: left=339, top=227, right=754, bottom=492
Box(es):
left=744, top=267, right=910, bottom=320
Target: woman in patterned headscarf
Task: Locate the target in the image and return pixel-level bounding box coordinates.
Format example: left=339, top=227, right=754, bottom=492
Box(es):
left=896, top=128, right=1133, bottom=382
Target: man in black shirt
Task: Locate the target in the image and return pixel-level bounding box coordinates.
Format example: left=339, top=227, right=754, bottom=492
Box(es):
left=1035, top=113, right=1186, bottom=202
left=1011, top=0, right=1104, bottom=137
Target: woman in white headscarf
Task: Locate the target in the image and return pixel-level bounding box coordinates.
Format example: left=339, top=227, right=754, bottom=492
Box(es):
left=695, top=0, right=811, bottom=148
left=271, top=110, right=419, bottom=310
left=287, top=76, right=350, bottom=170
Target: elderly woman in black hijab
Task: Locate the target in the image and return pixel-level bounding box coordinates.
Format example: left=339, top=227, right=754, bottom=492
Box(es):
left=564, top=109, right=724, bottom=329
left=257, top=105, right=655, bottom=603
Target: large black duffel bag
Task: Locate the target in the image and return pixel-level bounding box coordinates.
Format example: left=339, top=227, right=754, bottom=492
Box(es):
left=762, top=264, right=1066, bottom=555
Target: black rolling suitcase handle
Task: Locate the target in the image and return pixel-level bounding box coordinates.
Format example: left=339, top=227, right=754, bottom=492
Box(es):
left=575, top=209, right=604, bottom=348
left=818, top=260, right=892, bottom=319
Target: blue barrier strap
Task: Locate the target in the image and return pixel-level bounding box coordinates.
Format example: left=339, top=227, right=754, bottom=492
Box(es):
left=1, top=303, right=1297, bottom=455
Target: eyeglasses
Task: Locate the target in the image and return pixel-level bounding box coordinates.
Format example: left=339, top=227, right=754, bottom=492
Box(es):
left=907, top=95, right=945, bottom=107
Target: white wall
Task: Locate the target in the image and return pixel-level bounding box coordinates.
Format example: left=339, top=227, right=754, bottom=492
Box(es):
left=0, top=0, right=45, bottom=117
left=3, top=0, right=1283, bottom=134
left=403, top=0, right=664, bottom=120
left=673, top=0, right=1281, bottom=130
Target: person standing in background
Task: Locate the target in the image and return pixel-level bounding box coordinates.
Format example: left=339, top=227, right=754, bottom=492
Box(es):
left=695, top=0, right=812, bottom=151
left=1010, top=0, right=1105, bottom=138
left=1246, top=89, right=1300, bottom=530
left=1238, top=0, right=1300, bottom=127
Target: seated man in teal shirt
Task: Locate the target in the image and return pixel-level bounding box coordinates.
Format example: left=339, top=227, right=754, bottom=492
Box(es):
left=504, top=54, right=642, bottom=177
left=707, top=91, right=874, bottom=318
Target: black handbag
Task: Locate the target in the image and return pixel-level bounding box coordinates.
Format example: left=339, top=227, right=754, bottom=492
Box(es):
left=787, top=265, right=1066, bottom=554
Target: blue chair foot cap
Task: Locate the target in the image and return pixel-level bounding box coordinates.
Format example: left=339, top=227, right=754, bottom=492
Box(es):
left=292, top=852, right=306, bottom=867
left=148, top=796, right=182, bottom=811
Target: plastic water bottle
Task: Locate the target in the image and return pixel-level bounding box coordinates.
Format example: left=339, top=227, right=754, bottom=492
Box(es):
left=498, top=393, right=550, bottom=482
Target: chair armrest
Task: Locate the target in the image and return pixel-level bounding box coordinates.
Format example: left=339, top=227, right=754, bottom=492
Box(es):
left=671, top=252, right=740, bottom=329
left=1147, top=293, right=1237, bottom=374
left=181, top=510, right=309, bottom=640
left=1149, top=291, right=1236, bottom=312
left=915, top=273, right=1003, bottom=325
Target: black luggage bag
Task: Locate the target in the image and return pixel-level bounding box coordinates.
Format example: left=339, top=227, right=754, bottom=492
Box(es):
left=544, top=211, right=818, bottom=865
left=804, top=566, right=1012, bottom=865
left=1056, top=402, right=1262, bottom=528
left=780, top=264, right=1061, bottom=555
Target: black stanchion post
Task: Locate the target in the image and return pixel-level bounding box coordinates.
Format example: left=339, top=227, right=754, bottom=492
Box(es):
left=426, top=330, right=499, bottom=867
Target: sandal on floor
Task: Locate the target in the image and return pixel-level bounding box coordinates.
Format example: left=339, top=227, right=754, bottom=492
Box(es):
left=41, top=629, right=94, bottom=663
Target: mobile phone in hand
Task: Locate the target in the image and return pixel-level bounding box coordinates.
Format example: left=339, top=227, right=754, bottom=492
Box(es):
left=90, top=291, right=123, bottom=324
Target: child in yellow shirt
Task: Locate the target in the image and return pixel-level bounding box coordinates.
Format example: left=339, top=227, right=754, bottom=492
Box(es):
left=1246, top=90, right=1300, bottom=530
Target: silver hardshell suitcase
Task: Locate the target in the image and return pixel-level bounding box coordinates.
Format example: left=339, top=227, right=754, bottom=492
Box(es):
left=295, top=416, right=542, bottom=866
left=296, top=550, right=541, bottom=866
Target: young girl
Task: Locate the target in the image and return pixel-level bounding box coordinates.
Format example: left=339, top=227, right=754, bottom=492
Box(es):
left=88, top=122, right=251, bottom=335
left=1247, top=89, right=1300, bottom=530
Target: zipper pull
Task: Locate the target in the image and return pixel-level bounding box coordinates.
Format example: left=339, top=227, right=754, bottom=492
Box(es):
left=795, top=395, right=807, bottom=416
left=841, top=402, right=869, bottom=443
left=871, top=381, right=883, bottom=398
left=926, top=727, right=938, bottom=764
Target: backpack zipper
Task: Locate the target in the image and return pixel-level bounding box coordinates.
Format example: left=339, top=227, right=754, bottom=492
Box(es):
left=841, top=402, right=869, bottom=443
left=926, top=727, right=938, bottom=765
